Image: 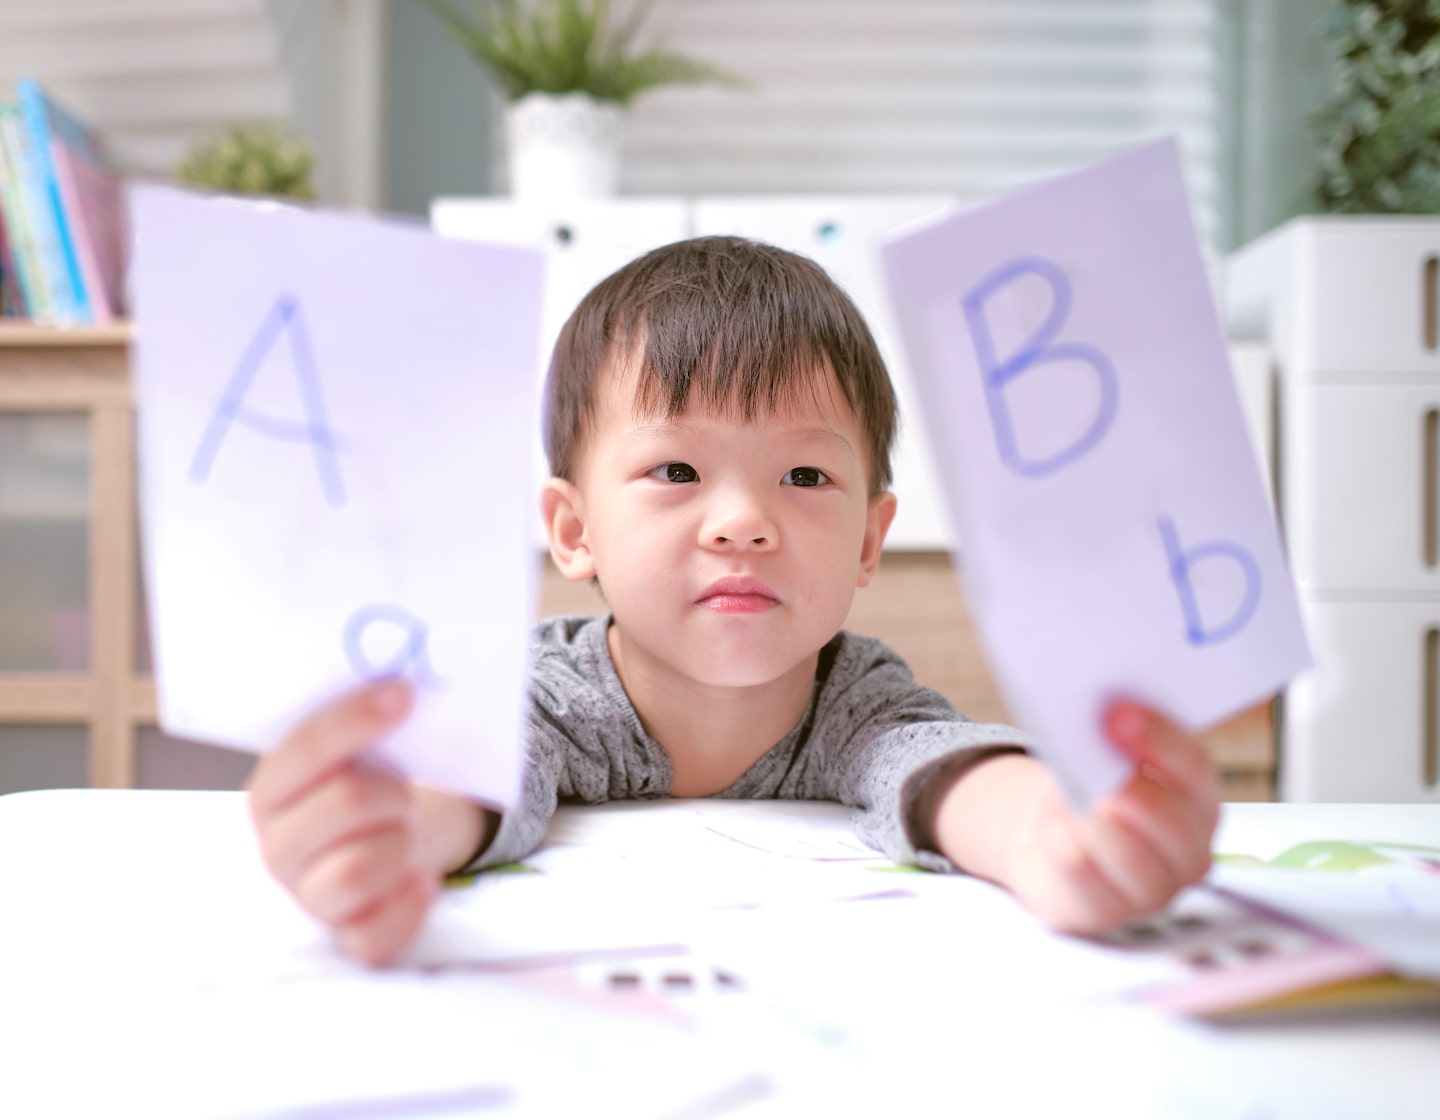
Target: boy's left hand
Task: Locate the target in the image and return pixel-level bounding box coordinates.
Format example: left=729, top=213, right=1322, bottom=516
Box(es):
left=1000, top=700, right=1221, bottom=936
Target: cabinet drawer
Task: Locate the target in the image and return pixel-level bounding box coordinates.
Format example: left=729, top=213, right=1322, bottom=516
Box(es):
left=1282, top=599, right=1440, bottom=802
left=1230, top=219, right=1440, bottom=376
left=430, top=197, right=689, bottom=366
left=1297, top=222, right=1440, bottom=375
left=1283, top=382, right=1440, bottom=591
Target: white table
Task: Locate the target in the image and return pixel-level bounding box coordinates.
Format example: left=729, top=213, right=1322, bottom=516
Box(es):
left=0, top=790, right=1436, bottom=1119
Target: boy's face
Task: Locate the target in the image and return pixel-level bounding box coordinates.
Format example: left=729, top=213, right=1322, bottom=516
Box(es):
left=544, top=354, right=896, bottom=692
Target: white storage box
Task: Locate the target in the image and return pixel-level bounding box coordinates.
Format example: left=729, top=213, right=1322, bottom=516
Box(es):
left=1228, top=216, right=1440, bottom=802
left=1228, top=217, right=1440, bottom=377
left=1284, top=599, right=1440, bottom=802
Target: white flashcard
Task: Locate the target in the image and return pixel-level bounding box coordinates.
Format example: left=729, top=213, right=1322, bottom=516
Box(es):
left=880, top=140, right=1312, bottom=808
left=131, top=185, right=545, bottom=807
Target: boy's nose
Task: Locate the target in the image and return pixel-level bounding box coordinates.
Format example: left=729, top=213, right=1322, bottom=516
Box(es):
left=703, top=496, right=779, bottom=551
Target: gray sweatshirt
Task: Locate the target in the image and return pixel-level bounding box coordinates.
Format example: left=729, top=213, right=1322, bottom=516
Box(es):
left=474, top=615, right=1031, bottom=873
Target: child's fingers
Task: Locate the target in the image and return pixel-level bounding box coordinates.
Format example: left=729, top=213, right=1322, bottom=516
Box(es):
left=249, top=677, right=414, bottom=820
left=336, top=871, right=438, bottom=968
left=1028, top=813, right=1134, bottom=935
left=1076, top=807, right=1190, bottom=918
left=1103, top=777, right=1216, bottom=888
left=258, top=766, right=414, bottom=889
left=1102, top=699, right=1222, bottom=808
left=294, top=824, right=414, bottom=928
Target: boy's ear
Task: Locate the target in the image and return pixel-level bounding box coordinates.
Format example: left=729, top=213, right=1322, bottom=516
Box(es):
left=857, top=491, right=897, bottom=588
left=541, top=477, right=596, bottom=582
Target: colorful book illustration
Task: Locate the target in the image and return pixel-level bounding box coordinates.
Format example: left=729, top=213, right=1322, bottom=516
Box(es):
left=1217, top=838, right=1440, bottom=874
left=0, top=143, right=17, bottom=317
left=17, top=79, right=125, bottom=323
left=0, top=104, right=54, bottom=320
left=3, top=87, right=80, bottom=322
left=16, top=79, right=126, bottom=324
left=1114, top=837, right=1440, bottom=1018
left=1109, top=885, right=1400, bottom=1018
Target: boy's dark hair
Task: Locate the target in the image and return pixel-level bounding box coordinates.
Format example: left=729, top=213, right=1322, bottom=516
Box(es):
left=543, top=236, right=898, bottom=493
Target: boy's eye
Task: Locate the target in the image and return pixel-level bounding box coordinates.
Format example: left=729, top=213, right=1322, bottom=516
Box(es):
left=783, top=467, right=827, bottom=488
left=652, top=462, right=699, bottom=483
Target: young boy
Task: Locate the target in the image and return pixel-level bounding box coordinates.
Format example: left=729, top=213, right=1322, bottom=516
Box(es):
left=249, top=237, right=1221, bottom=967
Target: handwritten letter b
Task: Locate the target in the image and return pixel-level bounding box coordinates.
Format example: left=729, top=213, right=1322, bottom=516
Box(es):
left=962, top=257, right=1118, bottom=478
left=1159, top=516, right=1262, bottom=645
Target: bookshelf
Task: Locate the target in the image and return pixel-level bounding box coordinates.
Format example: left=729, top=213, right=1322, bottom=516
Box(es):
left=0, top=323, right=149, bottom=788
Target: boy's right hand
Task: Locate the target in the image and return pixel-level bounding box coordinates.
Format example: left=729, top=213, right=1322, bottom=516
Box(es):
left=247, top=677, right=487, bottom=967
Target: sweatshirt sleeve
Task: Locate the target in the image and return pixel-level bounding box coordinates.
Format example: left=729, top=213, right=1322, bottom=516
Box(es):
left=460, top=616, right=668, bottom=871
left=459, top=690, right=566, bottom=871
left=803, top=635, right=1033, bottom=871
left=454, top=620, right=582, bottom=871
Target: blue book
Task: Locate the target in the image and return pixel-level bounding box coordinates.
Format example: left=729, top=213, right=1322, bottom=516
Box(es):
left=17, top=78, right=90, bottom=323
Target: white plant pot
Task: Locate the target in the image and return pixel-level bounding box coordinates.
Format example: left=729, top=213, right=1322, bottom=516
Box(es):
left=504, top=92, right=624, bottom=201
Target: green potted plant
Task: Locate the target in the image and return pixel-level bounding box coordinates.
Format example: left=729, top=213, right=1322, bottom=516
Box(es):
left=1310, top=0, right=1440, bottom=214
left=425, top=0, right=744, bottom=199
left=176, top=122, right=317, bottom=201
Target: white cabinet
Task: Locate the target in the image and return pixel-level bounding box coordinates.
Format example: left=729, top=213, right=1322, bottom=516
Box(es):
left=1228, top=219, right=1440, bottom=376
left=430, top=197, right=690, bottom=369
left=1284, top=601, right=1440, bottom=802
left=1227, top=216, right=1440, bottom=802
left=1285, top=384, right=1440, bottom=591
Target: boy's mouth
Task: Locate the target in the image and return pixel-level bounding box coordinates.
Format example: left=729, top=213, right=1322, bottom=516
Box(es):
left=697, top=577, right=780, bottom=613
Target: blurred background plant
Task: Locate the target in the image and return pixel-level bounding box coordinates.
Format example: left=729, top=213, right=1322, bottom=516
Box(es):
left=1311, top=0, right=1440, bottom=213
left=423, top=0, right=746, bottom=106
left=176, top=122, right=316, bottom=200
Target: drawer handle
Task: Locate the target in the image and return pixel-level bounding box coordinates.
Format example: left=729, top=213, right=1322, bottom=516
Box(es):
left=1422, top=408, right=1434, bottom=567
left=1429, top=628, right=1440, bottom=789
left=1427, top=255, right=1438, bottom=351
left=1427, top=409, right=1439, bottom=569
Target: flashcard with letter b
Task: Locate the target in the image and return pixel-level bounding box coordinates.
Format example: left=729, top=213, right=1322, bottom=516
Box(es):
left=880, top=140, right=1311, bottom=808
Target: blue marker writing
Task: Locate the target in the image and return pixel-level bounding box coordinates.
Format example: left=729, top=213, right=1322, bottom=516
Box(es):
left=343, top=603, right=444, bottom=687
left=962, top=256, right=1118, bottom=477
left=190, top=295, right=347, bottom=506
left=1159, top=515, right=1261, bottom=646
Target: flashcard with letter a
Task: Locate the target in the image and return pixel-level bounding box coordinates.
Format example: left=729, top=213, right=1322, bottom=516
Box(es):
left=131, top=185, right=544, bottom=807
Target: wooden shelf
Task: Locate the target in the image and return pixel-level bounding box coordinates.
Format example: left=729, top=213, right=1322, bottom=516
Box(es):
left=0, top=328, right=136, bottom=787
left=0, top=675, right=93, bottom=721
left=0, top=322, right=131, bottom=348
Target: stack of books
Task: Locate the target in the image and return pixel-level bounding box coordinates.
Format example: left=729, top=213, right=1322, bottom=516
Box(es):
left=0, top=79, right=126, bottom=325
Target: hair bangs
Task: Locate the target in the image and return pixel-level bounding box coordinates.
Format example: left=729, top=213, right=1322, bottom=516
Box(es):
left=628, top=305, right=849, bottom=430
left=544, top=236, right=897, bottom=492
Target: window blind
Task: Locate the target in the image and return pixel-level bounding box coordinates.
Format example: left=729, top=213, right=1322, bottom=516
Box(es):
left=0, top=0, right=287, bottom=181
left=631, top=0, right=1222, bottom=245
